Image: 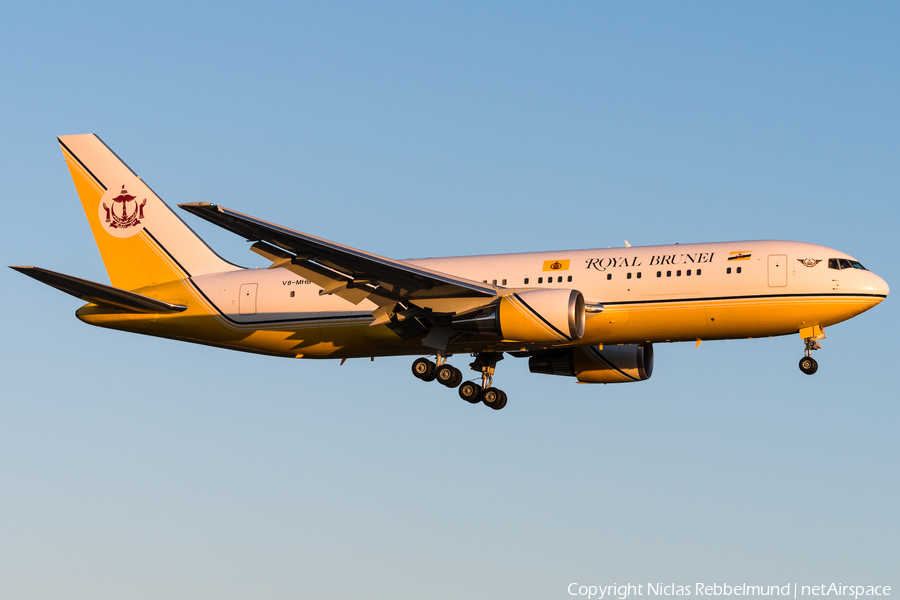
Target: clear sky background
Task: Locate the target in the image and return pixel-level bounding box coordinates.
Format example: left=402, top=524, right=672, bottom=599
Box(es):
left=1, top=2, right=898, bottom=599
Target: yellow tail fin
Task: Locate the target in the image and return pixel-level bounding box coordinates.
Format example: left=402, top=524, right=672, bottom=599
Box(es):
left=59, top=134, right=237, bottom=291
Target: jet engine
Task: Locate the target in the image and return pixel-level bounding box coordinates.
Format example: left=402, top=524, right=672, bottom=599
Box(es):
left=528, top=343, right=654, bottom=383
left=452, top=289, right=585, bottom=342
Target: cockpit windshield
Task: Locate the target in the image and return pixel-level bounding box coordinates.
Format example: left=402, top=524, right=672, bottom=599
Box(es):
left=828, top=258, right=867, bottom=271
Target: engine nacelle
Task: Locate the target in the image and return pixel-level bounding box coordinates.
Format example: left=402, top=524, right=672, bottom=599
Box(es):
left=528, top=343, right=654, bottom=383
left=453, top=289, right=585, bottom=343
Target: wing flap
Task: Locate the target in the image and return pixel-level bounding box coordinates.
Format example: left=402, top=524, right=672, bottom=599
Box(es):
left=10, top=266, right=187, bottom=314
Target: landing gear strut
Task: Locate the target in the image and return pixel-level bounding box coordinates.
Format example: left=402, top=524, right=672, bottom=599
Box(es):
left=468, top=352, right=507, bottom=410
left=410, top=351, right=509, bottom=410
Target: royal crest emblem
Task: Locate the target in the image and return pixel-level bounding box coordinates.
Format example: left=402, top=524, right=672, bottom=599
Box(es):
left=797, top=258, right=822, bottom=268
left=102, top=185, right=147, bottom=229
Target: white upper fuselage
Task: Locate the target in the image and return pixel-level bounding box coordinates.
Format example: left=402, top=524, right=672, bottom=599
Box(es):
left=192, top=239, right=888, bottom=330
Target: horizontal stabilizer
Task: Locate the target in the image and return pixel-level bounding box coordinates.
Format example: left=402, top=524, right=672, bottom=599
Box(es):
left=10, top=266, right=187, bottom=314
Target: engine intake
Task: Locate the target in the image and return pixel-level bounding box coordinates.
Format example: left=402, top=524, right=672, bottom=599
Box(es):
left=453, top=289, right=585, bottom=343
left=529, top=343, right=654, bottom=383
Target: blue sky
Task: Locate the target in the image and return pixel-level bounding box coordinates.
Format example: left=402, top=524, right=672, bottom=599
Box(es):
left=1, top=3, right=898, bottom=599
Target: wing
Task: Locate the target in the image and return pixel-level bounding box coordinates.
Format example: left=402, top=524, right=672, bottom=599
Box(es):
left=178, top=203, right=498, bottom=329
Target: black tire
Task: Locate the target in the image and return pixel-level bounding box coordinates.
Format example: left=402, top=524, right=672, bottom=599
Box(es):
left=436, top=364, right=457, bottom=387
left=449, top=366, right=464, bottom=388
left=799, top=356, right=818, bottom=375
left=458, top=381, right=482, bottom=403
left=483, top=387, right=506, bottom=409
left=412, top=358, right=436, bottom=381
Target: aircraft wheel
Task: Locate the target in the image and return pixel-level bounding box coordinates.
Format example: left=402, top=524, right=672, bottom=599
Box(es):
left=482, top=387, right=507, bottom=410
left=436, top=364, right=458, bottom=387
left=449, top=366, right=464, bottom=388
left=458, top=381, right=482, bottom=403
left=799, top=356, right=818, bottom=375
left=412, top=358, right=436, bottom=381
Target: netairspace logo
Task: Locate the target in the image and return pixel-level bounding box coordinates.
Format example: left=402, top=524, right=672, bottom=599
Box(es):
left=567, top=584, right=892, bottom=600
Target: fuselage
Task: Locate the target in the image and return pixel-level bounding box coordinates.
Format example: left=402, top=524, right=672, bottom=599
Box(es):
left=76, top=239, right=889, bottom=359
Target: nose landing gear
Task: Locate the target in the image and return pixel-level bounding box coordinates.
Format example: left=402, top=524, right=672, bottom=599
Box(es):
left=411, top=351, right=509, bottom=410
left=799, top=326, right=824, bottom=375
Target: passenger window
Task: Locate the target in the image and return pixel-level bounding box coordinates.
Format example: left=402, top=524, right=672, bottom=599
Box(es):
left=492, top=279, right=497, bottom=285
left=524, top=278, right=529, bottom=284
left=727, top=267, right=732, bottom=274
left=502, top=279, right=507, bottom=285
left=290, top=291, right=295, bottom=298
left=607, top=274, right=612, bottom=280
left=677, top=270, right=681, bottom=276
left=567, top=275, right=572, bottom=282
left=697, top=269, right=701, bottom=276
left=558, top=276, right=563, bottom=283
left=666, top=271, right=671, bottom=277
left=657, top=271, right=661, bottom=277
left=637, top=272, right=642, bottom=279
left=737, top=267, right=742, bottom=274
left=538, top=277, right=543, bottom=283
left=627, top=273, right=632, bottom=280
left=686, top=269, right=691, bottom=276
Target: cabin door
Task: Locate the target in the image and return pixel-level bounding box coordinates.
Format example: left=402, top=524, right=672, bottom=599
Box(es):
left=767, top=255, right=787, bottom=287
left=239, top=283, right=258, bottom=315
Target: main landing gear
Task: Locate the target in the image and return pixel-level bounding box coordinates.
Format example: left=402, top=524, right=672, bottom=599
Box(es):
left=799, top=330, right=823, bottom=375
left=411, top=351, right=508, bottom=410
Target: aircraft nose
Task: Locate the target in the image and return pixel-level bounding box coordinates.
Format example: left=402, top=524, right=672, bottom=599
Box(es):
left=867, top=273, right=889, bottom=299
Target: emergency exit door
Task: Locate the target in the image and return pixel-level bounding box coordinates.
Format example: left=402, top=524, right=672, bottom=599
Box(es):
left=768, top=255, right=787, bottom=287
left=239, top=283, right=258, bottom=315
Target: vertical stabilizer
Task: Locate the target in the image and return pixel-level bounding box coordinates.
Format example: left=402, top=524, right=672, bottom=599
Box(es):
left=58, top=134, right=238, bottom=291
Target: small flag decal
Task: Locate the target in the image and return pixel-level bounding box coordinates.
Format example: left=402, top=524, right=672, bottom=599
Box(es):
left=542, top=259, right=570, bottom=272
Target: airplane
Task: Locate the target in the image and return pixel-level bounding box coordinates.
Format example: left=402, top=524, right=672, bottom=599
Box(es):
left=11, top=134, right=890, bottom=410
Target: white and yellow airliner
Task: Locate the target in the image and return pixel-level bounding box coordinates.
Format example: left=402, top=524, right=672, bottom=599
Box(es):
left=11, top=135, right=890, bottom=410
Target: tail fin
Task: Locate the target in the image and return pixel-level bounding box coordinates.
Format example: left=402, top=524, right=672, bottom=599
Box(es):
left=58, top=134, right=237, bottom=291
